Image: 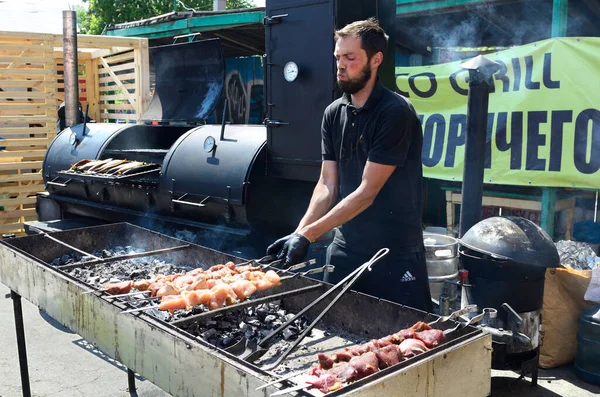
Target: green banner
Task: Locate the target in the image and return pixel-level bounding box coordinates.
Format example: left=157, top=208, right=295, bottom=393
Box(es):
left=395, top=38, right=600, bottom=189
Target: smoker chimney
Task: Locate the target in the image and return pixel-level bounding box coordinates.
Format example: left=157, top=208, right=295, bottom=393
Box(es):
left=62, top=10, right=80, bottom=127
left=213, top=0, right=226, bottom=11
left=457, top=55, right=500, bottom=238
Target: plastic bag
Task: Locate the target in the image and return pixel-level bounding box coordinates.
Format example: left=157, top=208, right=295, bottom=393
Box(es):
left=584, top=267, right=600, bottom=303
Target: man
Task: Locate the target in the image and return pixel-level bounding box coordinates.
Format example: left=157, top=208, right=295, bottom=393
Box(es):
left=267, top=19, right=432, bottom=312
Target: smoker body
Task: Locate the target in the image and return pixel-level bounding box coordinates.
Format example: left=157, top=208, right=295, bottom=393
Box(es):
left=44, top=123, right=269, bottom=229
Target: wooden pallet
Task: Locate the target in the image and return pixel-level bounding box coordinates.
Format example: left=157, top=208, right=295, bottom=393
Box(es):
left=0, top=31, right=150, bottom=234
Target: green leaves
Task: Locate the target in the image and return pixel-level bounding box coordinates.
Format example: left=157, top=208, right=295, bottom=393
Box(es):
left=78, top=0, right=256, bottom=35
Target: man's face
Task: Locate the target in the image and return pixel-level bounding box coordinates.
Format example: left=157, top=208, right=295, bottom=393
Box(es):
left=334, top=35, right=372, bottom=95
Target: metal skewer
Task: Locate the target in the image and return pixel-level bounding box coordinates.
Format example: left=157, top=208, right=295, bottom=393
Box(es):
left=270, top=383, right=308, bottom=396
left=103, top=290, right=151, bottom=299
left=121, top=304, right=161, bottom=314
left=256, top=369, right=307, bottom=390
left=44, top=233, right=101, bottom=261
left=57, top=244, right=191, bottom=270
left=443, top=307, right=497, bottom=335
left=428, top=304, right=478, bottom=326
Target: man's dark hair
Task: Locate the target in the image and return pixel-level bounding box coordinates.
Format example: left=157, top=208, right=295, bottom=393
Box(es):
left=334, top=18, right=389, bottom=60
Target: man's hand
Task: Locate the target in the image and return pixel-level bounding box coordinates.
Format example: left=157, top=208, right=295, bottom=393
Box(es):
left=266, top=233, right=311, bottom=268
left=266, top=234, right=293, bottom=257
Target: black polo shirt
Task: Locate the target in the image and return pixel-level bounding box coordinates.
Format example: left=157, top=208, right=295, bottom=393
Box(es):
left=321, top=81, right=424, bottom=255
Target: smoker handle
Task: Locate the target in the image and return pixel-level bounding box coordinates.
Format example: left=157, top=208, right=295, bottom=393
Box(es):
left=46, top=177, right=72, bottom=187
left=172, top=194, right=210, bottom=208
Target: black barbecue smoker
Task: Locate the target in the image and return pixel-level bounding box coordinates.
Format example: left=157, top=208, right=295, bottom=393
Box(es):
left=39, top=0, right=397, bottom=261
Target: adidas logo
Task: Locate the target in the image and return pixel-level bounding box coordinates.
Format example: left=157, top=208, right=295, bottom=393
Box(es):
left=400, top=271, right=416, bottom=282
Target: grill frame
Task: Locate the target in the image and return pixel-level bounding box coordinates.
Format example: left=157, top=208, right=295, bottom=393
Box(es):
left=0, top=223, right=492, bottom=396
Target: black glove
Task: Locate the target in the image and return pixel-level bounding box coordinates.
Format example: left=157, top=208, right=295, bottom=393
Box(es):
left=267, top=233, right=311, bottom=268
left=266, top=234, right=293, bottom=257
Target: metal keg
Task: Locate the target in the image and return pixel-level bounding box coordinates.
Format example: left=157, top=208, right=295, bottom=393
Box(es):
left=423, top=233, right=460, bottom=304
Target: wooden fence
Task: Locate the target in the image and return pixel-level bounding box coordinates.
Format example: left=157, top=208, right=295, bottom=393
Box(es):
left=0, top=31, right=150, bottom=234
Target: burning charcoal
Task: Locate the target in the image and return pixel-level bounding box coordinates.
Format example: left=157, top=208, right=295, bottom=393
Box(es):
left=128, top=269, right=145, bottom=279
left=205, top=320, right=217, bottom=329
left=282, top=326, right=299, bottom=340
left=201, top=329, right=217, bottom=340
left=218, top=321, right=232, bottom=329
left=258, top=329, right=272, bottom=338
left=285, top=314, right=295, bottom=322
left=264, top=315, right=276, bottom=323
left=256, top=307, right=269, bottom=321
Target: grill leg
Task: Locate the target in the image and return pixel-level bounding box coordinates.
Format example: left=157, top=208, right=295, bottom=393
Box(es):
left=11, top=290, right=32, bottom=397
left=127, top=368, right=137, bottom=393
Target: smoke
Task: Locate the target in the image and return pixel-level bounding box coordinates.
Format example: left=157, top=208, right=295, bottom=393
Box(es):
left=401, top=1, right=557, bottom=60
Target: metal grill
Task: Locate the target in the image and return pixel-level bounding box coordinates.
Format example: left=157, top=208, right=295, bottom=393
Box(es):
left=0, top=223, right=492, bottom=397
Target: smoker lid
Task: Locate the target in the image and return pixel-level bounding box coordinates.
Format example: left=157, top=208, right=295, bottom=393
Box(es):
left=140, top=39, right=225, bottom=123
left=459, top=216, right=560, bottom=268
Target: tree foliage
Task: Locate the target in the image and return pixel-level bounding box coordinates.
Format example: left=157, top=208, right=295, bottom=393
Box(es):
left=78, top=0, right=256, bottom=35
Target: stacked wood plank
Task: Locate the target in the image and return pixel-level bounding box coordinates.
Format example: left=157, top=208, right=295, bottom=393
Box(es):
left=0, top=32, right=150, bottom=234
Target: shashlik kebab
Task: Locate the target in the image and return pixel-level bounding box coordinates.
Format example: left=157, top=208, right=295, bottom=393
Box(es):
left=103, top=262, right=281, bottom=313
left=298, top=321, right=446, bottom=394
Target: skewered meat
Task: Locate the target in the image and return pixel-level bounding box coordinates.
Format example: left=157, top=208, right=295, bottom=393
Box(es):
left=132, top=280, right=151, bottom=291
left=156, top=282, right=179, bottom=298
left=374, top=344, right=403, bottom=369
left=229, top=279, right=257, bottom=302
left=306, top=352, right=380, bottom=392
left=104, top=260, right=283, bottom=313
left=181, top=290, right=211, bottom=311
left=399, top=338, right=428, bottom=358
left=158, top=295, right=186, bottom=312
left=410, top=321, right=432, bottom=332
left=104, top=280, right=132, bottom=295
left=304, top=372, right=343, bottom=394
left=415, top=329, right=445, bottom=348
left=208, top=283, right=238, bottom=310
left=319, top=336, right=401, bottom=369
left=306, top=321, right=438, bottom=394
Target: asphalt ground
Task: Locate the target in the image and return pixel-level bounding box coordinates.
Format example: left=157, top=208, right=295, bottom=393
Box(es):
left=1, top=283, right=599, bottom=397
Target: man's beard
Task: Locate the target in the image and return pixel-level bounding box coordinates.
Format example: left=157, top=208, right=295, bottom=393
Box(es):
left=337, top=62, right=372, bottom=95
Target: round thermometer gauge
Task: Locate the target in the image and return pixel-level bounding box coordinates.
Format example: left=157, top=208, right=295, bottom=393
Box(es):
left=203, top=135, right=216, bottom=153
left=69, top=131, right=78, bottom=146
left=283, top=62, right=299, bottom=82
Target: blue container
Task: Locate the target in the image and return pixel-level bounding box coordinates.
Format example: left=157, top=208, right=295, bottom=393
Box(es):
left=575, top=304, right=600, bottom=385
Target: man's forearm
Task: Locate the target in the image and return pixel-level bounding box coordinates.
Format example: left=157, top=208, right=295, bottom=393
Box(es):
left=299, top=188, right=375, bottom=242
left=296, top=181, right=338, bottom=232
